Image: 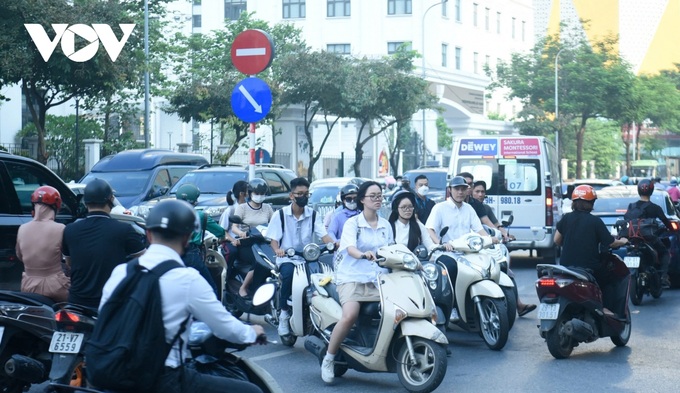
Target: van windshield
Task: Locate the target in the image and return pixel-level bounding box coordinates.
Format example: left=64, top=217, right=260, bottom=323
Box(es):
left=457, top=158, right=541, bottom=195
left=81, top=171, right=152, bottom=197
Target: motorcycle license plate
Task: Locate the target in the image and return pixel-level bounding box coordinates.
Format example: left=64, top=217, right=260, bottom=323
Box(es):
left=624, top=256, right=640, bottom=268
left=537, top=303, right=559, bottom=320
left=49, top=332, right=84, bottom=354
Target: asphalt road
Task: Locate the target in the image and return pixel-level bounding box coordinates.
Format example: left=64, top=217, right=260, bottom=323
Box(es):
left=30, top=252, right=680, bottom=392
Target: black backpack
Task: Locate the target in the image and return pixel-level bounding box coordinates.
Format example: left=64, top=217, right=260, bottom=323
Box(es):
left=623, top=201, right=657, bottom=240
left=85, top=259, right=188, bottom=391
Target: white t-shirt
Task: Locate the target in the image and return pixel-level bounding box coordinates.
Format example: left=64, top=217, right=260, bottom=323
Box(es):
left=218, top=205, right=238, bottom=238
left=394, top=219, right=436, bottom=251
left=425, top=199, right=483, bottom=242
left=335, top=213, right=393, bottom=285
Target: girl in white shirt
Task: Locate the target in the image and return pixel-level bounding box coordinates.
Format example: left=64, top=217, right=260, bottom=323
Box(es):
left=388, top=190, right=436, bottom=252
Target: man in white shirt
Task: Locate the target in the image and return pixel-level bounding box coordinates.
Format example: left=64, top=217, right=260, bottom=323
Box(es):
left=266, top=177, right=335, bottom=337
left=425, top=176, right=496, bottom=250
left=100, top=200, right=265, bottom=393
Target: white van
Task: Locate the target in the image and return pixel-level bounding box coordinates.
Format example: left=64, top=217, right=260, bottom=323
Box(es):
left=449, top=136, right=563, bottom=262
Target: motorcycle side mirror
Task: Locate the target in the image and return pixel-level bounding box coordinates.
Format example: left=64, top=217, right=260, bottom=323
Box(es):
left=229, top=215, right=243, bottom=224
left=252, top=283, right=276, bottom=307
left=501, top=215, right=514, bottom=227
left=614, top=219, right=626, bottom=230
left=286, top=248, right=296, bottom=257
left=413, top=245, right=429, bottom=260
left=439, top=227, right=449, bottom=244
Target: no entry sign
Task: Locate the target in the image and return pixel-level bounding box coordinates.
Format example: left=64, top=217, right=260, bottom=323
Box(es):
left=230, top=29, right=275, bottom=75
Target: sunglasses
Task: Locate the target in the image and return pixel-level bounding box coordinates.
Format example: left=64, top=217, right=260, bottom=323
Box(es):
left=344, top=197, right=357, bottom=202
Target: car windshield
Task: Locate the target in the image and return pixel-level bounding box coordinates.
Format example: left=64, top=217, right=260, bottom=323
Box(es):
left=310, top=186, right=340, bottom=204
left=81, top=171, right=152, bottom=197
left=404, top=171, right=448, bottom=190
left=593, top=194, right=668, bottom=215
left=171, top=171, right=248, bottom=195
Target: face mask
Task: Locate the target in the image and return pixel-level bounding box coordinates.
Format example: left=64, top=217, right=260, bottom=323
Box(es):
left=345, top=202, right=357, bottom=211
left=294, top=196, right=308, bottom=207
left=417, top=186, right=429, bottom=196
left=251, top=194, right=266, bottom=204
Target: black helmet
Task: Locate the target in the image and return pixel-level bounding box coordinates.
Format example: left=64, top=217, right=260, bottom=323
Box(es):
left=340, top=184, right=359, bottom=200
left=391, top=190, right=416, bottom=212
left=176, top=184, right=200, bottom=204
left=146, top=200, right=199, bottom=236
left=248, top=178, right=269, bottom=195
left=448, top=176, right=469, bottom=188
left=637, top=179, right=654, bottom=197
left=83, top=178, right=114, bottom=205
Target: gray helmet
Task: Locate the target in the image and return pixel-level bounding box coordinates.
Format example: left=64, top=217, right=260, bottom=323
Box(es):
left=248, top=178, right=269, bottom=195
left=83, top=178, right=114, bottom=205
left=146, top=200, right=198, bottom=236
left=340, top=184, right=359, bottom=201
left=448, top=176, right=469, bottom=188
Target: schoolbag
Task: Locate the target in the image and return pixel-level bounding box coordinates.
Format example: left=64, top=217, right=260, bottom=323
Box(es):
left=85, top=259, right=188, bottom=391
left=623, top=201, right=657, bottom=240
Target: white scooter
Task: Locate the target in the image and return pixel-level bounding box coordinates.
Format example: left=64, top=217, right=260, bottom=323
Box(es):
left=305, top=243, right=448, bottom=393
left=435, top=233, right=510, bottom=350
left=480, top=225, right=518, bottom=329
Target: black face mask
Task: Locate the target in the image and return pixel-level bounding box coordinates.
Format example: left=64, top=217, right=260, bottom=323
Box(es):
left=294, top=196, right=308, bottom=207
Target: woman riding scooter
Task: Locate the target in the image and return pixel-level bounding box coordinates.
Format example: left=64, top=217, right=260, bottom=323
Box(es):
left=555, top=185, right=629, bottom=316
left=388, top=190, right=436, bottom=252
left=327, top=184, right=360, bottom=242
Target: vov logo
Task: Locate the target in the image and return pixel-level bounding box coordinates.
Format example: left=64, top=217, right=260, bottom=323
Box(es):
left=24, top=24, right=136, bottom=63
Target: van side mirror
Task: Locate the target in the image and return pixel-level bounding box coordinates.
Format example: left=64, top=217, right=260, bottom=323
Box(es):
left=565, top=185, right=575, bottom=199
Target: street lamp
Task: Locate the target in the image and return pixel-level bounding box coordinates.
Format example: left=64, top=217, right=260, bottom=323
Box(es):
left=554, top=48, right=564, bottom=165
left=143, top=0, right=150, bottom=148
left=421, top=0, right=448, bottom=167
left=74, top=97, right=80, bottom=177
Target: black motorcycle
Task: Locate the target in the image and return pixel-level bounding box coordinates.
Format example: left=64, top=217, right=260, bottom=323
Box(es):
left=47, top=304, right=97, bottom=387
left=0, top=291, right=56, bottom=392
left=618, top=219, right=666, bottom=305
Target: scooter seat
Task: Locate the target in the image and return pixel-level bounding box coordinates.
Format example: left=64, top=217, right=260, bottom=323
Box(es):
left=0, top=290, right=55, bottom=307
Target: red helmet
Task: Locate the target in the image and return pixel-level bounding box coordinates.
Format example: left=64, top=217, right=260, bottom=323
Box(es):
left=571, top=185, right=597, bottom=201
left=31, top=186, right=62, bottom=211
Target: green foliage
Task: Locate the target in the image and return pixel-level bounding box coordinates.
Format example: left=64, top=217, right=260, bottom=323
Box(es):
left=436, top=117, right=453, bottom=151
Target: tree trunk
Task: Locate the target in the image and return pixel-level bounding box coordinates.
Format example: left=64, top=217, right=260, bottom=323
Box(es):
left=622, top=123, right=632, bottom=175
left=353, top=123, right=367, bottom=176
left=635, top=123, right=642, bottom=160
left=575, top=117, right=587, bottom=178
left=271, top=121, right=277, bottom=164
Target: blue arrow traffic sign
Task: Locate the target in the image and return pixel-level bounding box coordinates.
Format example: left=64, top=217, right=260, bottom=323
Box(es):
left=231, top=77, right=272, bottom=123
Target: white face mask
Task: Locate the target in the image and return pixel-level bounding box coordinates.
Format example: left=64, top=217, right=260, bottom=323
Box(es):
left=417, top=186, right=429, bottom=196
left=345, top=202, right=357, bottom=211
left=251, top=194, right=266, bottom=204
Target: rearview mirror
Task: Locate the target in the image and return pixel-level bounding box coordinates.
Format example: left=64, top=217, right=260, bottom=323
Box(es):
left=252, top=283, right=276, bottom=306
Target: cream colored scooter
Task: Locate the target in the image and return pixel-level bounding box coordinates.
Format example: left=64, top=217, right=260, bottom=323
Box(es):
left=305, top=243, right=448, bottom=393
left=436, top=233, right=510, bottom=350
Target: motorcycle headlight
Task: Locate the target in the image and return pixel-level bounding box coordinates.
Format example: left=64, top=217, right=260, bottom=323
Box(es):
left=203, top=205, right=228, bottom=218
left=402, top=254, right=419, bottom=271
left=303, top=243, right=321, bottom=261
left=467, top=236, right=484, bottom=252
left=422, top=263, right=439, bottom=281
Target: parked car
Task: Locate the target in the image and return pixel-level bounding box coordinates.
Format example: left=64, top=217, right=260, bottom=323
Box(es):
left=309, top=177, right=370, bottom=222
left=562, top=179, right=625, bottom=213
left=67, top=182, right=129, bottom=215
left=134, top=164, right=296, bottom=220
left=80, top=149, right=208, bottom=209
left=590, top=185, right=680, bottom=287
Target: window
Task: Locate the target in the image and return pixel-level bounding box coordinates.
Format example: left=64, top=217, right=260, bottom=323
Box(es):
left=512, top=17, right=516, bottom=39
left=441, top=44, right=448, bottom=67
left=473, top=3, right=478, bottom=27
left=6, top=162, right=73, bottom=216
left=442, top=0, right=447, bottom=17
left=522, top=20, right=526, bottom=41
left=485, top=55, right=490, bottom=67
left=484, top=8, right=489, bottom=31
left=455, top=47, right=461, bottom=70
left=473, top=52, right=478, bottom=73
left=388, top=0, right=412, bottom=15
left=327, top=43, right=351, bottom=54
left=327, top=0, right=350, bottom=17
left=454, top=0, right=460, bottom=21
left=496, top=11, right=501, bottom=34
left=192, top=14, right=202, bottom=28
left=387, top=41, right=412, bottom=54
left=283, top=0, right=306, bottom=18
left=225, top=0, right=247, bottom=20
left=258, top=172, right=289, bottom=194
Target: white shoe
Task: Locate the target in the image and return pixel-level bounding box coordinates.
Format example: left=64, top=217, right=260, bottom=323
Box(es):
left=278, top=310, right=291, bottom=336
left=321, top=357, right=335, bottom=384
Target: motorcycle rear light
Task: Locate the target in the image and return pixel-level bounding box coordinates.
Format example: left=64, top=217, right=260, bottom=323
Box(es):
left=555, top=279, right=573, bottom=288
left=55, top=310, right=80, bottom=324
left=537, top=278, right=556, bottom=287
left=671, top=221, right=679, bottom=231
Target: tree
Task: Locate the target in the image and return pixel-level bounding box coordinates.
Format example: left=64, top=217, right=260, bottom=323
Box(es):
left=0, top=1, right=167, bottom=164
left=489, top=27, right=635, bottom=178
left=343, top=51, right=437, bottom=176
left=279, top=50, right=350, bottom=181
left=436, top=116, right=453, bottom=152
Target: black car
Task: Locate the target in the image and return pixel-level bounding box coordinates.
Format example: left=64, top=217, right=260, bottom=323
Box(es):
left=134, top=164, right=296, bottom=220
left=0, top=152, right=146, bottom=290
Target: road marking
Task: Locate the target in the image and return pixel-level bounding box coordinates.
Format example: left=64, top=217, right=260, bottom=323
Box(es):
left=249, top=348, right=296, bottom=362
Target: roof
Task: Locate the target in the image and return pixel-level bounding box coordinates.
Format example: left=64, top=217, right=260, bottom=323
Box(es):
left=310, top=177, right=370, bottom=188
left=90, top=149, right=208, bottom=172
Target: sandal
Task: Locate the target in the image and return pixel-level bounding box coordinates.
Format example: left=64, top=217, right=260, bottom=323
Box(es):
left=518, top=304, right=536, bottom=317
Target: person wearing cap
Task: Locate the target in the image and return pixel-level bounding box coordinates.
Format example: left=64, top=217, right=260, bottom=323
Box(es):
left=62, top=178, right=146, bottom=310
left=425, top=176, right=498, bottom=250
left=668, top=178, right=680, bottom=203
left=99, top=199, right=265, bottom=393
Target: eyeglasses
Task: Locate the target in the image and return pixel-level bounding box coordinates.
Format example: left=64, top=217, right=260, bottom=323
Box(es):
left=365, top=194, right=383, bottom=201
left=292, top=192, right=310, bottom=197
left=344, top=197, right=356, bottom=202
left=399, top=205, right=414, bottom=211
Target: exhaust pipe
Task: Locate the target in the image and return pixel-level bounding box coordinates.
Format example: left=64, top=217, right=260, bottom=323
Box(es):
left=304, top=335, right=326, bottom=360
left=5, top=354, right=47, bottom=383
left=564, top=319, right=595, bottom=342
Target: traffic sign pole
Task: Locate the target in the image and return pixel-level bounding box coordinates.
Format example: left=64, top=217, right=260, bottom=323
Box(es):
left=249, top=122, right=256, bottom=179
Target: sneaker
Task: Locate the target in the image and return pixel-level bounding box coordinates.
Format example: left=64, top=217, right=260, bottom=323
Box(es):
left=278, top=310, right=291, bottom=336
left=321, top=357, right=335, bottom=384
